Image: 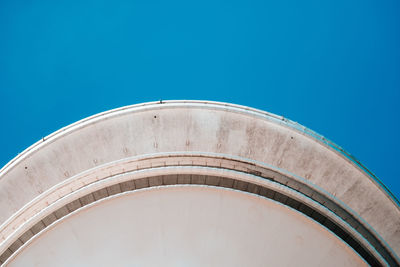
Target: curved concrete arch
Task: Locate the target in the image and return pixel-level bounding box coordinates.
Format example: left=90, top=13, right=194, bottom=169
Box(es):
left=0, top=101, right=399, bottom=266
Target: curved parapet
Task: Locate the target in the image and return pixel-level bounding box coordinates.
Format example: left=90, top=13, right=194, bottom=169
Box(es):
left=0, top=101, right=399, bottom=266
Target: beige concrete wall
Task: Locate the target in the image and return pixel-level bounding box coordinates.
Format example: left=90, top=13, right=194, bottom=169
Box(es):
left=6, top=186, right=366, bottom=267
left=0, top=101, right=398, bottom=265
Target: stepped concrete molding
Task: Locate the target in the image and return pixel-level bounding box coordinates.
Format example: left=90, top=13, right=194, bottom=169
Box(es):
left=0, top=100, right=399, bottom=266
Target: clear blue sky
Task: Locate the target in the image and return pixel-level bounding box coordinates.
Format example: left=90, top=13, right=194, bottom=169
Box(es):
left=1, top=0, right=399, bottom=199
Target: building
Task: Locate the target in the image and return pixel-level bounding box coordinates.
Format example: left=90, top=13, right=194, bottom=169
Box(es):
left=0, top=101, right=399, bottom=266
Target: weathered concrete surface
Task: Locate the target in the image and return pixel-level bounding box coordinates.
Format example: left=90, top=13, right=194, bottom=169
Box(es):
left=6, top=186, right=367, bottom=267
left=0, top=101, right=399, bottom=265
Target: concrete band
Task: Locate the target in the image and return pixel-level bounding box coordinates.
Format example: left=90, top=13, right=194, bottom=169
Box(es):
left=0, top=101, right=398, bottom=266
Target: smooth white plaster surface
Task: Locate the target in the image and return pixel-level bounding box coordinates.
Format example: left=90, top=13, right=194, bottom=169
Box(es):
left=7, top=186, right=366, bottom=267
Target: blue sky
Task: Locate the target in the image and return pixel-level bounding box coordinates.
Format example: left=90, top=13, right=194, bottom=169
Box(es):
left=1, top=0, right=399, bottom=199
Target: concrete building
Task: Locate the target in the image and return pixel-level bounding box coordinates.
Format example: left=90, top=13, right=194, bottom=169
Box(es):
left=0, top=101, right=399, bottom=266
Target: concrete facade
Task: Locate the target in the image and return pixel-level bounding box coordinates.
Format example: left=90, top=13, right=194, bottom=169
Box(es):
left=0, top=101, right=398, bottom=266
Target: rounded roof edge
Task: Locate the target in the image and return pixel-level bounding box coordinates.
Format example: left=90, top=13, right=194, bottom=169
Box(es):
left=0, top=100, right=398, bottom=208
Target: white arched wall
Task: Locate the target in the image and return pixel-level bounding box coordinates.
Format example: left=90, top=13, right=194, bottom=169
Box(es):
left=6, top=186, right=366, bottom=267
left=0, top=101, right=398, bottom=266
